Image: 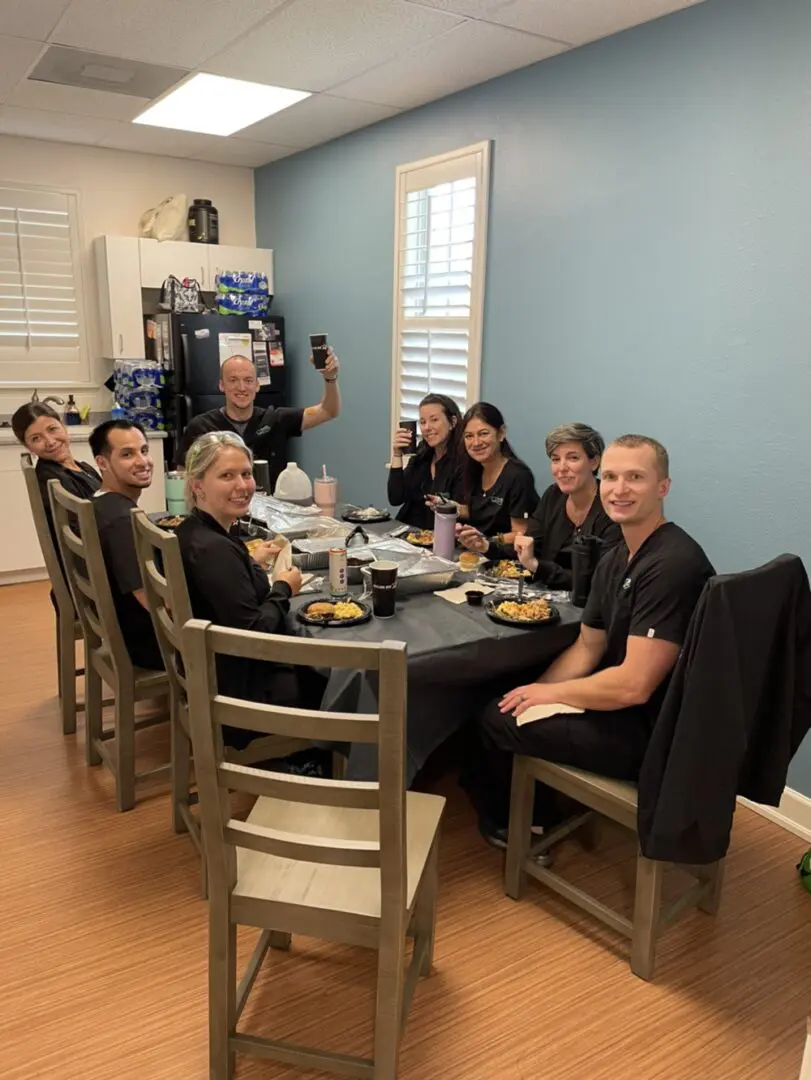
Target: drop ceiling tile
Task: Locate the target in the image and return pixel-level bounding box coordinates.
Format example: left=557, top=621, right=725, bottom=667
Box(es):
left=205, top=0, right=464, bottom=93
left=403, top=0, right=512, bottom=16
left=239, top=94, right=399, bottom=149
left=98, top=122, right=222, bottom=158
left=334, top=20, right=566, bottom=109
left=489, top=0, right=706, bottom=47
left=0, top=0, right=72, bottom=42
left=0, top=36, right=45, bottom=103
left=11, top=79, right=149, bottom=121
left=0, top=105, right=120, bottom=144
left=50, top=0, right=285, bottom=69
left=191, top=137, right=298, bottom=167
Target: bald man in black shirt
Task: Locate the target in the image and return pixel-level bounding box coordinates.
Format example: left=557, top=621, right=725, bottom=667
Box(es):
left=471, top=434, right=715, bottom=848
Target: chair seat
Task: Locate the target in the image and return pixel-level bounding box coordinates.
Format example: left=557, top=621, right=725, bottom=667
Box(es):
left=527, top=759, right=639, bottom=816
left=92, top=646, right=169, bottom=695
left=234, top=790, right=445, bottom=920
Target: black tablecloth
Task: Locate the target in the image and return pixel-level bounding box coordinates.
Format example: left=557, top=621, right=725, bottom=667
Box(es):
left=293, top=587, right=580, bottom=783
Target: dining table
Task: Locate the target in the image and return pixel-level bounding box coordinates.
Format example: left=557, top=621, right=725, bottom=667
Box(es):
left=292, top=569, right=581, bottom=784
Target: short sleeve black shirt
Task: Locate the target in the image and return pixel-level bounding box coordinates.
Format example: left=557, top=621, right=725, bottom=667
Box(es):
left=92, top=492, right=162, bottom=670
left=583, top=522, right=714, bottom=718
left=467, top=459, right=538, bottom=537
left=178, top=404, right=304, bottom=488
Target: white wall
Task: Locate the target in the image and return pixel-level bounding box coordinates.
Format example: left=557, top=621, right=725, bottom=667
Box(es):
left=0, top=134, right=256, bottom=414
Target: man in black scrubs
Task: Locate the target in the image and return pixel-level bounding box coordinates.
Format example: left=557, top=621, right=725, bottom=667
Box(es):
left=177, top=350, right=341, bottom=484
left=89, top=419, right=163, bottom=671
left=472, top=434, right=714, bottom=846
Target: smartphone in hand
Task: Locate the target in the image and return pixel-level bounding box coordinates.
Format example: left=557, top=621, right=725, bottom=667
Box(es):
left=310, top=333, right=329, bottom=370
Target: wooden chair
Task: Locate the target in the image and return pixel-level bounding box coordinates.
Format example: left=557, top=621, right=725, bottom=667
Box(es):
left=20, top=452, right=84, bottom=735
left=49, top=481, right=170, bottom=812
left=130, top=509, right=313, bottom=882
left=183, top=619, right=444, bottom=1080
left=505, top=761, right=724, bottom=980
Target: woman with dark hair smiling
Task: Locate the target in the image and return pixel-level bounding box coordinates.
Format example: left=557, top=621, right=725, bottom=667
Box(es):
left=456, top=401, right=538, bottom=540
left=387, top=393, right=463, bottom=529
left=12, top=402, right=100, bottom=520
left=459, top=421, right=621, bottom=587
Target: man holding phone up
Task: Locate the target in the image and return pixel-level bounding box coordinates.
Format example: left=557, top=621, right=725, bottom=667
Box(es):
left=178, top=346, right=341, bottom=486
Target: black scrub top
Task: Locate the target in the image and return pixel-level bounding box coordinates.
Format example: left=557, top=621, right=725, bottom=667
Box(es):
left=175, top=509, right=294, bottom=703
left=92, top=491, right=163, bottom=671
left=467, top=458, right=538, bottom=537
left=36, top=458, right=100, bottom=538
left=387, top=450, right=464, bottom=530
left=178, top=404, right=304, bottom=489
left=488, top=482, right=621, bottom=588
left=583, top=522, right=714, bottom=723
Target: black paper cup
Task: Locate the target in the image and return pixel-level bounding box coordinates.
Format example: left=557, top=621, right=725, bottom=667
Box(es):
left=370, top=560, right=398, bottom=618
left=253, top=459, right=270, bottom=493
left=399, top=420, right=417, bottom=454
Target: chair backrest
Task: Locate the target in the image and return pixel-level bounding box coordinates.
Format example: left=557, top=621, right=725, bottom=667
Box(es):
left=48, top=481, right=131, bottom=676
left=182, top=619, right=408, bottom=910
left=131, top=510, right=193, bottom=704
left=20, top=453, right=75, bottom=620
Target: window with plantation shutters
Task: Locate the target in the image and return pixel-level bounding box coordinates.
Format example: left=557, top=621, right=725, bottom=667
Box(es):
left=0, top=186, right=88, bottom=382
left=391, top=142, right=490, bottom=433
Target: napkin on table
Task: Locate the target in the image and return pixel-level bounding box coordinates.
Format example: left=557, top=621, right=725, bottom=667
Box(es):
left=434, top=583, right=494, bottom=605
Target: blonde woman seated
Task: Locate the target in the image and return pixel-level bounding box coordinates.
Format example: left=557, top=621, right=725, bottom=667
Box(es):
left=175, top=431, right=325, bottom=752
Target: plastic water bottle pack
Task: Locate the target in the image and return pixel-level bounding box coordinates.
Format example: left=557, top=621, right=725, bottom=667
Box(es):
left=113, top=360, right=166, bottom=431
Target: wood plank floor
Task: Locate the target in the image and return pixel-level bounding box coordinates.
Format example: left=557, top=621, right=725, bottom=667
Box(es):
left=2, top=580, right=810, bottom=1080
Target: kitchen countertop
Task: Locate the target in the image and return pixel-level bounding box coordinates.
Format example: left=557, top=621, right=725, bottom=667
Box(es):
left=0, top=425, right=167, bottom=446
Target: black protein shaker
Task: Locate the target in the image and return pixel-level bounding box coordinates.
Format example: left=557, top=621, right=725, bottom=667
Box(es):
left=571, top=533, right=600, bottom=608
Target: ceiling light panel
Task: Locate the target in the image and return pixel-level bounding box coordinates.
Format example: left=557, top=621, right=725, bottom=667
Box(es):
left=133, top=73, right=310, bottom=136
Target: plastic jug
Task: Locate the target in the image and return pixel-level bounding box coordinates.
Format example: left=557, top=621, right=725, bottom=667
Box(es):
left=433, top=504, right=458, bottom=561
left=274, top=462, right=313, bottom=505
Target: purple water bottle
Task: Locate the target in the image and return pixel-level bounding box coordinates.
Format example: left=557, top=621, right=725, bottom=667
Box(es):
left=433, top=504, right=458, bottom=561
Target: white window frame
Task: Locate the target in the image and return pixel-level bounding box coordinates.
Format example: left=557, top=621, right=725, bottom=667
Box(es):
left=0, top=181, right=91, bottom=388
left=390, top=140, right=491, bottom=439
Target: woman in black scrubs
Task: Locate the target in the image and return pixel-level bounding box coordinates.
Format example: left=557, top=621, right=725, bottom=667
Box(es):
left=387, top=393, right=463, bottom=529
left=175, top=432, right=324, bottom=751
left=457, top=402, right=538, bottom=539
left=459, top=422, right=621, bottom=587
left=12, top=402, right=100, bottom=507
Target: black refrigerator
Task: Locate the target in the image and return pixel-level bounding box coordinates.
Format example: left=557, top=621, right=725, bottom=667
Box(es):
left=147, top=312, right=287, bottom=467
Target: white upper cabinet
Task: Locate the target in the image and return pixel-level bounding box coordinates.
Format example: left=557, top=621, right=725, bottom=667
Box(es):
left=94, top=238, right=275, bottom=359
left=94, top=236, right=145, bottom=360
left=139, top=238, right=213, bottom=290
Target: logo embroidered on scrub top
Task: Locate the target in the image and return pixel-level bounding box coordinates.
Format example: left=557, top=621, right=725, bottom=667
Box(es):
left=622, top=577, right=632, bottom=590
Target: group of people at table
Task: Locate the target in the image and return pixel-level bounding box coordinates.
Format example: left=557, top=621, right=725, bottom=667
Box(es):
left=12, top=347, right=714, bottom=847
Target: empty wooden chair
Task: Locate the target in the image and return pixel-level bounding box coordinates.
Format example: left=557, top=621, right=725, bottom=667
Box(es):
left=183, top=618, right=444, bottom=1080
left=20, top=452, right=84, bottom=735
left=49, top=481, right=170, bottom=812
left=505, top=761, right=724, bottom=979
left=131, top=509, right=312, bottom=880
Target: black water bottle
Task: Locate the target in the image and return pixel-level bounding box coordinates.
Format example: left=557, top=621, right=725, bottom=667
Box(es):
left=571, top=533, right=599, bottom=608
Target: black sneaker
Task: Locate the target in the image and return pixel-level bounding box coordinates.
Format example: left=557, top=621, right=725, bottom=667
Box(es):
left=478, top=816, right=552, bottom=866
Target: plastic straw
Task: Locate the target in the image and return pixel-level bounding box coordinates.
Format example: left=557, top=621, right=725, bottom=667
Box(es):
left=322, top=464, right=327, bottom=480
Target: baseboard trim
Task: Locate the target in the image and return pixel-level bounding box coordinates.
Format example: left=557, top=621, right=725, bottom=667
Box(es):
left=739, top=788, right=811, bottom=845
left=0, top=568, right=48, bottom=586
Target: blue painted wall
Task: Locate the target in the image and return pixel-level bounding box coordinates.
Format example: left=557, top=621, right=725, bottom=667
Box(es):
left=255, top=0, right=811, bottom=793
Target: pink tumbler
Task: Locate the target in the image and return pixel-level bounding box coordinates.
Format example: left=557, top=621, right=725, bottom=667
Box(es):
left=433, top=505, right=458, bottom=561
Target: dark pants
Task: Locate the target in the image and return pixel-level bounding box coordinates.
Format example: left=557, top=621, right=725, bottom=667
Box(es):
left=466, top=692, right=652, bottom=829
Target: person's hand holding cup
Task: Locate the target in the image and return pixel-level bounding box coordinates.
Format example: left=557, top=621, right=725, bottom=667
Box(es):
left=392, top=420, right=417, bottom=459
left=514, top=534, right=539, bottom=574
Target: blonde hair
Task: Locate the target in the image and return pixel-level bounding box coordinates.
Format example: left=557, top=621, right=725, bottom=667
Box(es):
left=611, top=434, right=670, bottom=479
left=183, top=431, right=252, bottom=508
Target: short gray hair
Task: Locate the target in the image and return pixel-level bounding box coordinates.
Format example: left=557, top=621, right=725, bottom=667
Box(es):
left=184, top=431, right=252, bottom=507
left=219, top=354, right=256, bottom=380
left=545, top=423, right=605, bottom=468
